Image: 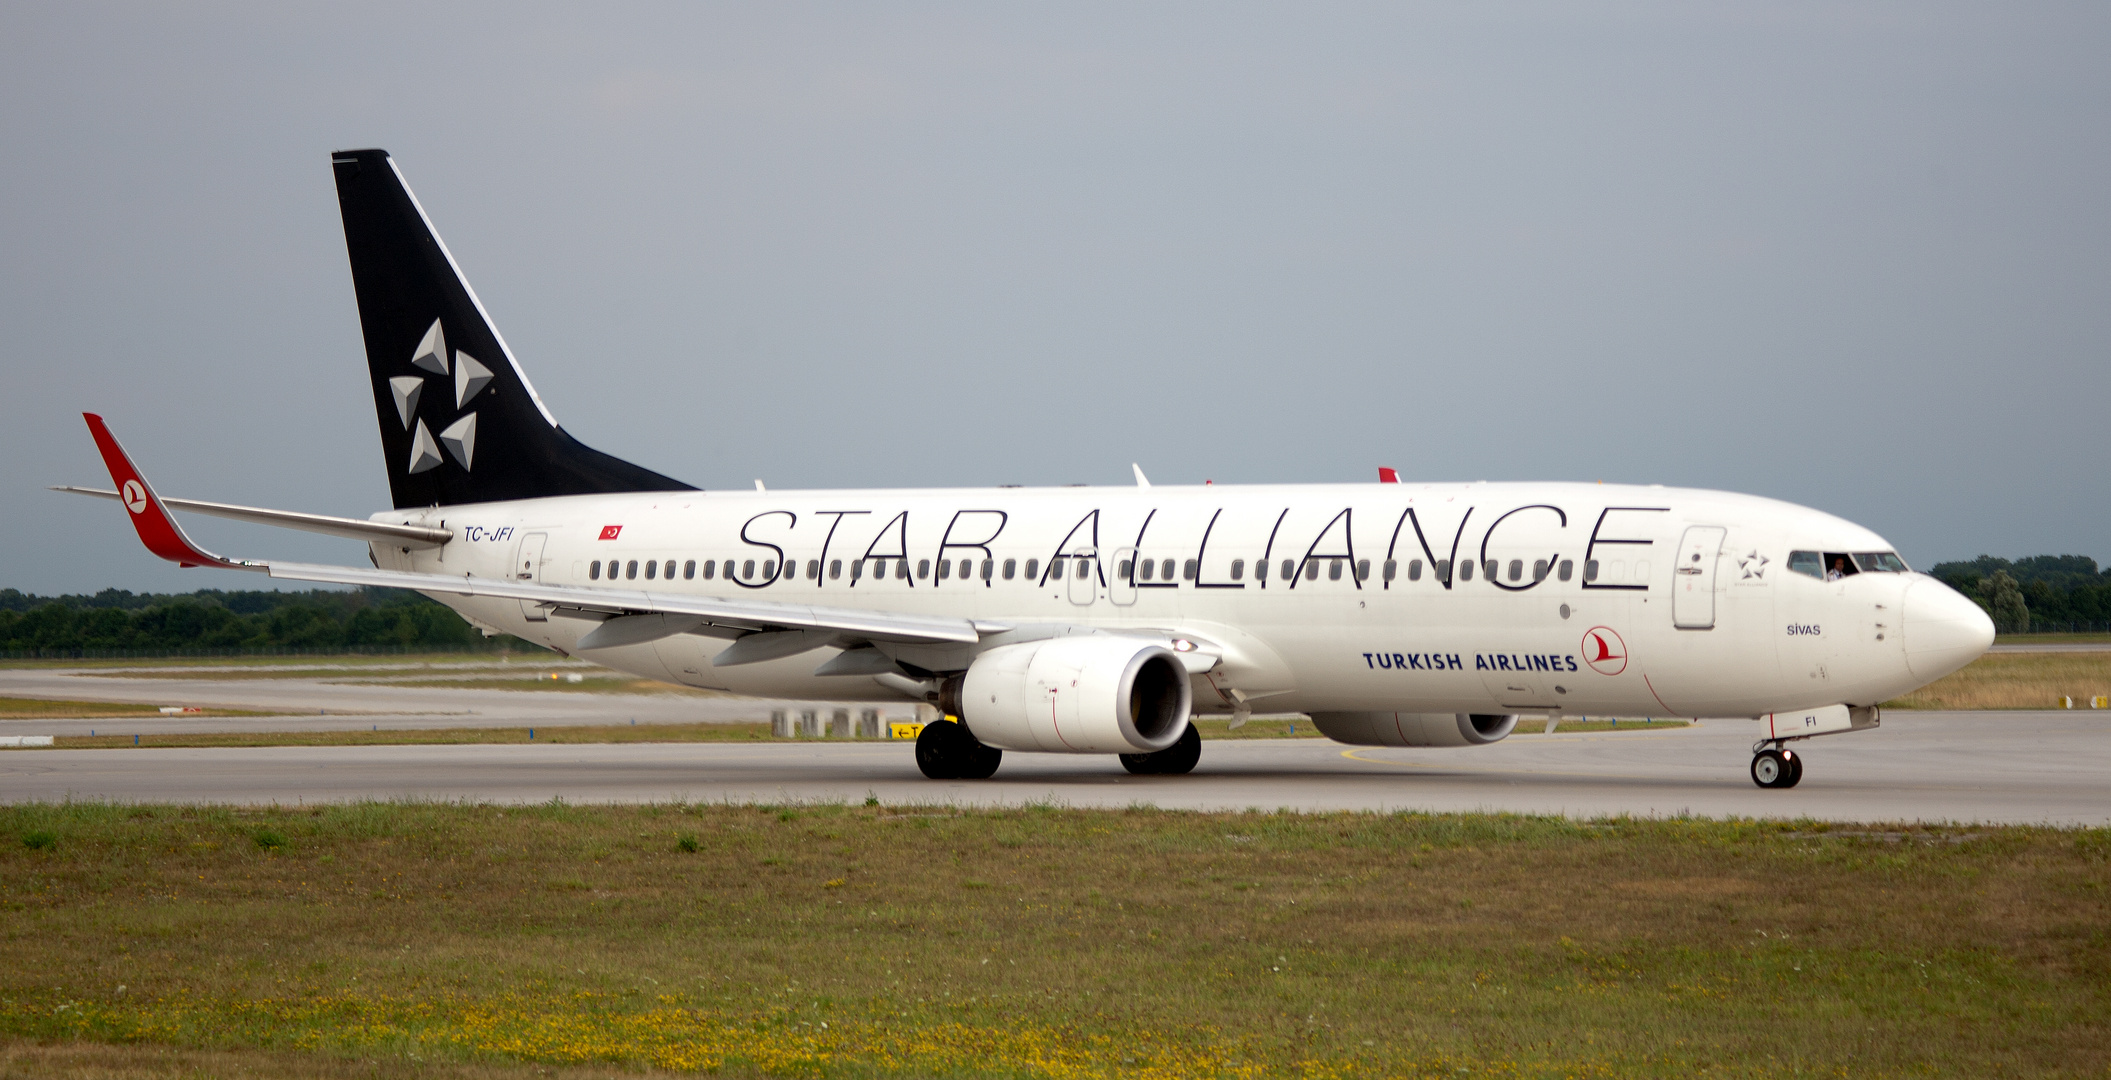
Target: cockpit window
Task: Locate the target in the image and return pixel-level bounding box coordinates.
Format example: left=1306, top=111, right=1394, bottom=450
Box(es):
left=1854, top=551, right=1909, bottom=573
left=1788, top=551, right=1823, bottom=580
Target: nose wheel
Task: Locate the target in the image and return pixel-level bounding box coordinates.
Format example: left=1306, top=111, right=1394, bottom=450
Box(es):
left=1750, top=746, right=1803, bottom=789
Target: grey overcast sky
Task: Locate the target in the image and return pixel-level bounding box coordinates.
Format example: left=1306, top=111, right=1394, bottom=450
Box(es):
left=3, top=2, right=2106, bottom=596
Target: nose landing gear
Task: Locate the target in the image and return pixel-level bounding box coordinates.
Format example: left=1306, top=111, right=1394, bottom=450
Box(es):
left=1750, top=745, right=1803, bottom=789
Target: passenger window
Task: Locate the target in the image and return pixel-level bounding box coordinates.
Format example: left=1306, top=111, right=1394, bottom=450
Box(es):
left=1557, top=559, right=1573, bottom=582
left=1486, top=560, right=1500, bottom=581
left=808, top=559, right=821, bottom=580
left=589, top=560, right=601, bottom=580
left=702, top=560, right=715, bottom=580
left=1532, top=559, right=1547, bottom=582
left=626, top=560, right=639, bottom=580
left=1281, top=559, right=1295, bottom=581
left=1003, top=558, right=1017, bottom=580
left=1356, top=559, right=1370, bottom=581
left=1162, top=559, right=1175, bottom=581
left=1119, top=559, right=1134, bottom=578
left=872, top=558, right=887, bottom=579
left=980, top=559, right=993, bottom=581
left=937, top=559, right=951, bottom=580
left=1459, top=559, right=1473, bottom=581
left=829, top=559, right=842, bottom=580
left=1049, top=559, right=1065, bottom=580
left=1183, top=559, right=1198, bottom=581
left=1327, top=559, right=1342, bottom=581
left=1382, top=559, right=1395, bottom=582
left=742, top=559, right=755, bottom=580
left=1434, top=559, right=1450, bottom=582
left=1788, top=551, right=1823, bottom=580
left=1507, top=559, right=1521, bottom=582
left=1139, top=559, right=1154, bottom=581
left=1409, top=559, right=1424, bottom=581
left=894, top=559, right=909, bottom=580
left=722, top=559, right=735, bottom=580
left=1254, top=560, right=1268, bottom=582
left=645, top=560, right=657, bottom=580
left=917, top=559, right=931, bottom=580
left=665, top=560, right=676, bottom=579
left=1583, top=560, right=1599, bottom=582
left=683, top=560, right=695, bottom=580
left=1231, top=558, right=1245, bottom=581
left=1024, top=559, right=1039, bottom=580
left=1305, top=560, right=1319, bottom=581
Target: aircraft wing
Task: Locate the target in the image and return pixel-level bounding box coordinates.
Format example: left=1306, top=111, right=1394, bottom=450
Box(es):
left=50, top=485, right=453, bottom=548
left=73, top=413, right=992, bottom=648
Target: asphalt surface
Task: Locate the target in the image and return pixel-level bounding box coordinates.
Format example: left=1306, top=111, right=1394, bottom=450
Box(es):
left=0, top=663, right=907, bottom=736
left=4, top=710, right=2105, bottom=825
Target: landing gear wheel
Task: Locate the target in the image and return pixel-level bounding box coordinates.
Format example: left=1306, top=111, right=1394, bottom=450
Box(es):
left=914, top=719, right=1003, bottom=780
left=1751, top=747, right=1801, bottom=789
left=1119, top=723, right=1202, bottom=776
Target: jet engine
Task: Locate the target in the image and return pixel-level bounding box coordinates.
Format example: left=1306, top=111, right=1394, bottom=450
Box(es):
left=950, top=636, right=1191, bottom=754
left=1309, top=711, right=1518, bottom=747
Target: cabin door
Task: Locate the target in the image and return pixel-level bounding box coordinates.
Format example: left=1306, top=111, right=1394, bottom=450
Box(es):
left=515, top=532, right=549, bottom=621
left=1672, top=526, right=1726, bottom=630
left=1068, top=547, right=1099, bottom=606
left=1109, top=547, right=1139, bottom=606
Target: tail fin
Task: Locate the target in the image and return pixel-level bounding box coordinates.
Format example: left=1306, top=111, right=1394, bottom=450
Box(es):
left=331, top=149, right=695, bottom=508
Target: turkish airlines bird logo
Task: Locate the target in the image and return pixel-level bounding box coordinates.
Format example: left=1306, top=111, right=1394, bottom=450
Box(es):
left=121, top=480, right=148, bottom=514
left=1582, top=626, right=1628, bottom=676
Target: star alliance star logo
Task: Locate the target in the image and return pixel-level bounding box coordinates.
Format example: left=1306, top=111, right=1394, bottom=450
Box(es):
left=388, top=318, right=492, bottom=475
left=1739, top=550, right=1769, bottom=580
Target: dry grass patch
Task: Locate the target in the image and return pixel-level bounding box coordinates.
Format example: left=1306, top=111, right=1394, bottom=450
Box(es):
left=0, top=803, right=2105, bottom=1078
left=0, top=698, right=262, bottom=720
left=1885, top=650, right=2111, bottom=709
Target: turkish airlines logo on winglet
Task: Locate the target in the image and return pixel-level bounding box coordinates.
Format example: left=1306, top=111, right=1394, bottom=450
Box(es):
left=598, top=525, right=622, bottom=540
left=121, top=480, right=148, bottom=515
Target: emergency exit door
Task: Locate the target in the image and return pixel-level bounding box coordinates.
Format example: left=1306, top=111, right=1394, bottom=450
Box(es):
left=1672, top=525, right=1725, bottom=629
left=515, top=532, right=549, bottom=621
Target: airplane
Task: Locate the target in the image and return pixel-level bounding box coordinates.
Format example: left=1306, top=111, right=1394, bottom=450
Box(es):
left=60, top=148, right=1996, bottom=788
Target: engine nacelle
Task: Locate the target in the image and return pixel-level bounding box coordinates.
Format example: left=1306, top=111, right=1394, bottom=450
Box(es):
left=956, top=636, right=1191, bottom=753
left=1309, top=711, right=1518, bottom=747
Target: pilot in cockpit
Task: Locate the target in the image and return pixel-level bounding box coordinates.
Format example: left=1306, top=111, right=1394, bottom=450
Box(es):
left=1827, top=556, right=1850, bottom=582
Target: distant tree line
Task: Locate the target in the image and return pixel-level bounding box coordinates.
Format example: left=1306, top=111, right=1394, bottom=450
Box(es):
left=0, top=587, right=531, bottom=656
left=1927, top=555, right=2111, bottom=634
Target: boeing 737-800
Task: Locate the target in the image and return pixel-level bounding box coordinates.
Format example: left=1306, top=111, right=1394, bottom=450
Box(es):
left=62, top=149, right=1996, bottom=788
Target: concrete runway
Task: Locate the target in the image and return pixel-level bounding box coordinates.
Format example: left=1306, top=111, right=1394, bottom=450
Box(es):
left=0, top=663, right=914, bottom=737
left=4, top=710, right=2105, bottom=824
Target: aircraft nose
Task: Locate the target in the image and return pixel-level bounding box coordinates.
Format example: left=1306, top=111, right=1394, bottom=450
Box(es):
left=1903, top=578, right=1996, bottom=681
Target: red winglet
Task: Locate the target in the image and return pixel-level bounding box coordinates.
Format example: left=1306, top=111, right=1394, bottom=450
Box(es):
left=81, top=413, right=246, bottom=570
left=1377, top=467, right=1399, bottom=483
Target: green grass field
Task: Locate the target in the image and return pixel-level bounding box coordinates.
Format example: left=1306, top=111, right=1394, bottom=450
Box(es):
left=1, top=803, right=2104, bottom=1078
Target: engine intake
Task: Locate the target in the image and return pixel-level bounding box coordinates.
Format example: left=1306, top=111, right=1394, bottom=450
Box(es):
left=956, top=636, right=1191, bottom=753
left=1309, top=711, right=1518, bottom=747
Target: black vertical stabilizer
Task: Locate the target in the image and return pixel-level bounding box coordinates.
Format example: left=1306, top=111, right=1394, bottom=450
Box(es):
left=331, top=149, right=695, bottom=509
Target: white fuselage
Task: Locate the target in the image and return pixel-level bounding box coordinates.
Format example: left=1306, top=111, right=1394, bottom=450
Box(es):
left=374, top=480, right=1979, bottom=720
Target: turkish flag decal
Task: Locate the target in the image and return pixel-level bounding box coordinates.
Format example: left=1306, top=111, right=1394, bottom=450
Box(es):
left=598, top=525, right=622, bottom=540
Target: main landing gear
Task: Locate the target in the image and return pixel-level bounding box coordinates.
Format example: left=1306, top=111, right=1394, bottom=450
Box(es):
left=1750, top=744, right=1804, bottom=789
left=915, top=718, right=1003, bottom=780
left=1120, top=723, right=1202, bottom=776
